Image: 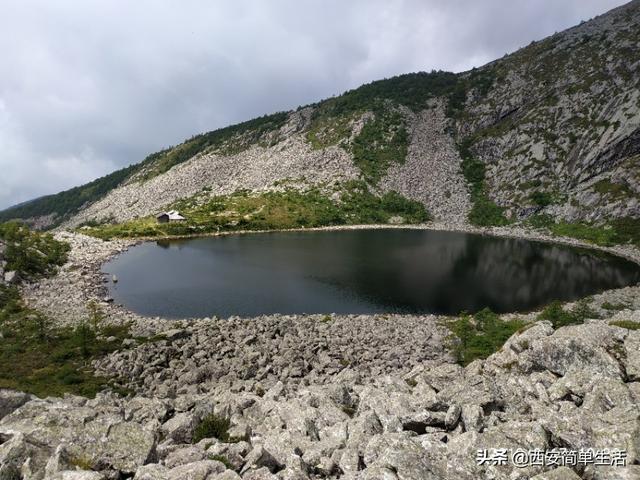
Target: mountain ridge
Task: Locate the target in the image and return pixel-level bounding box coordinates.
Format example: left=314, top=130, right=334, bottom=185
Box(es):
left=1, top=0, right=639, bottom=236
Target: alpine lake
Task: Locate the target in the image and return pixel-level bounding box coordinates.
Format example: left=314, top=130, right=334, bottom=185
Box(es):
left=102, top=229, right=640, bottom=318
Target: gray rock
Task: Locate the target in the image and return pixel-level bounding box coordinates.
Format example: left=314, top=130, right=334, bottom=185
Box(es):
left=161, top=412, right=196, bottom=443
left=0, top=398, right=157, bottom=476
left=212, top=471, right=242, bottom=480
left=531, top=466, right=581, bottom=479
left=363, top=433, right=438, bottom=480
left=162, top=329, right=189, bottom=342
left=164, top=446, right=207, bottom=468
left=241, top=446, right=283, bottom=474
left=133, top=464, right=169, bottom=480
left=3, top=271, right=17, bottom=284
left=361, top=466, right=400, bottom=479
left=49, top=471, right=107, bottom=480
left=444, top=404, right=461, bottom=429
left=0, top=389, right=32, bottom=420
left=242, top=467, right=279, bottom=479
left=167, top=460, right=226, bottom=480
left=0, top=432, right=27, bottom=480
left=460, top=404, right=483, bottom=433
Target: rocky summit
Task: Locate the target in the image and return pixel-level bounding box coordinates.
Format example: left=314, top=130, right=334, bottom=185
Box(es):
left=2, top=1, right=640, bottom=480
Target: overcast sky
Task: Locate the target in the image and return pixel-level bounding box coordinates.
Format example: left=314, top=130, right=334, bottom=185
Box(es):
left=0, top=0, right=629, bottom=209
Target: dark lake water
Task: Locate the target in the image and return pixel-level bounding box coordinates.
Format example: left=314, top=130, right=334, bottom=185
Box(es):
left=102, top=229, right=640, bottom=318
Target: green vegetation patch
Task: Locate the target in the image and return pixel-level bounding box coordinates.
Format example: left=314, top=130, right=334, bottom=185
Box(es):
left=309, top=69, right=495, bottom=120
left=458, top=141, right=511, bottom=227
left=0, top=222, right=132, bottom=397
left=193, top=414, right=243, bottom=444
left=81, top=182, right=430, bottom=240
left=306, top=112, right=358, bottom=150
left=593, top=179, right=636, bottom=200
left=601, top=301, right=629, bottom=311
left=0, top=221, right=70, bottom=278
left=529, top=191, right=555, bottom=207
left=0, top=288, right=132, bottom=398
left=609, top=320, right=640, bottom=330
left=352, top=107, right=408, bottom=184
left=537, top=300, right=598, bottom=329
left=0, top=164, right=139, bottom=227
left=312, top=71, right=460, bottom=119
left=526, top=214, right=640, bottom=247
left=446, top=308, right=525, bottom=366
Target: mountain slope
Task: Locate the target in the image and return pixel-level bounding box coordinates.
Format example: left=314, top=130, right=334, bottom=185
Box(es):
left=1, top=0, right=639, bottom=232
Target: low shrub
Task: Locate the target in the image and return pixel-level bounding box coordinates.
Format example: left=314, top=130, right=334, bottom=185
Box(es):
left=0, top=297, right=132, bottom=397
left=193, top=414, right=235, bottom=444
left=458, top=141, right=511, bottom=227
left=447, top=308, right=525, bottom=366
left=601, top=301, right=628, bottom=311
left=537, top=300, right=598, bottom=328
left=526, top=215, right=640, bottom=247
left=0, top=221, right=70, bottom=279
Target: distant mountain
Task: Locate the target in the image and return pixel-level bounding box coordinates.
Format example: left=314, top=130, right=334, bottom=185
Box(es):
left=2, top=0, right=639, bottom=231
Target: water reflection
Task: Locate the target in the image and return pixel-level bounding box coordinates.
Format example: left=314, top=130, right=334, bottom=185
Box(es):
left=102, top=229, right=640, bottom=318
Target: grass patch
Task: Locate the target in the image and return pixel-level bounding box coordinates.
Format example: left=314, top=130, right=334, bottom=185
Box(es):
left=601, top=301, right=629, bottom=311
left=193, top=414, right=243, bottom=444
left=609, top=320, right=640, bottom=330
left=529, top=191, right=554, bottom=207
left=0, top=290, right=133, bottom=397
left=306, top=112, right=358, bottom=150
left=526, top=214, right=640, bottom=247
left=593, top=179, right=635, bottom=200
left=446, top=308, right=525, bottom=366
left=458, top=141, right=511, bottom=227
left=0, top=224, right=131, bottom=397
left=537, top=300, right=598, bottom=328
left=0, top=221, right=70, bottom=278
left=352, top=106, right=408, bottom=184
left=81, top=182, right=430, bottom=240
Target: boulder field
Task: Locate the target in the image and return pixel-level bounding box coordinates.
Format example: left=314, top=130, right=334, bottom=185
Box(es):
left=1, top=229, right=640, bottom=479
left=2, top=319, right=640, bottom=479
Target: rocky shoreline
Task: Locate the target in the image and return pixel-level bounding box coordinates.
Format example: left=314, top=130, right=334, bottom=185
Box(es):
left=25, top=222, right=640, bottom=334
left=2, top=225, right=640, bottom=479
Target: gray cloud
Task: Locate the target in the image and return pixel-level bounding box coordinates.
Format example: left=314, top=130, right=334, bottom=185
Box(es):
left=0, top=0, right=628, bottom=209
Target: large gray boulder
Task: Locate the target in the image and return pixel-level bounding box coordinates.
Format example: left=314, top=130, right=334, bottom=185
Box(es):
left=363, top=433, right=438, bottom=480
left=0, top=389, right=32, bottom=420
left=0, top=432, right=27, bottom=480
left=133, top=464, right=169, bottom=480
left=166, top=459, right=226, bottom=480
left=160, top=412, right=196, bottom=444
left=0, top=398, right=157, bottom=477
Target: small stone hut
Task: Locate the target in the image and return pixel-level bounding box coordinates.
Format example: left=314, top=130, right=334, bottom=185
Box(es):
left=156, top=210, right=186, bottom=223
